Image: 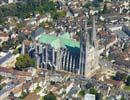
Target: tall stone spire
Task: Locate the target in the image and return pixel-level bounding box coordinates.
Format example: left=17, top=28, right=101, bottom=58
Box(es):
left=84, top=18, right=89, bottom=43
left=92, top=16, right=96, bottom=47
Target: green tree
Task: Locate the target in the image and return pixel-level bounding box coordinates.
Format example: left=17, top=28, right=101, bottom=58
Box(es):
left=50, top=81, right=55, bottom=85
left=58, top=10, right=66, bottom=17
left=113, top=72, right=127, bottom=81
left=76, top=31, right=82, bottom=37
left=13, top=49, right=19, bottom=55
left=86, top=82, right=93, bottom=89
left=121, top=96, right=126, bottom=100
left=15, top=54, right=35, bottom=70
left=40, top=97, right=44, bottom=100
left=92, top=1, right=100, bottom=7
left=40, top=21, right=53, bottom=28
left=8, top=91, right=15, bottom=99
left=87, top=17, right=93, bottom=25
left=0, top=1, right=56, bottom=20
left=0, top=85, right=3, bottom=90
left=126, top=76, right=130, bottom=86
left=96, top=93, right=103, bottom=100
left=34, top=85, right=42, bottom=93
left=89, top=88, right=102, bottom=100
left=44, top=92, right=57, bottom=100
left=0, top=75, right=3, bottom=82
left=20, top=91, right=28, bottom=99
left=83, top=2, right=92, bottom=8
left=0, top=18, right=5, bottom=25
left=102, top=4, right=110, bottom=14
left=89, top=88, right=97, bottom=94
left=79, top=90, right=85, bottom=97
left=97, top=0, right=103, bottom=2
left=17, top=23, right=25, bottom=29
left=51, top=11, right=59, bottom=20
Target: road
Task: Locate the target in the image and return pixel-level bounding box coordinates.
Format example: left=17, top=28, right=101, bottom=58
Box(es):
left=0, top=52, right=12, bottom=64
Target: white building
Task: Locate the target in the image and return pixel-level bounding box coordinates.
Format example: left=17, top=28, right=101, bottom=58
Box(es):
left=8, top=0, right=14, bottom=4
left=84, top=94, right=95, bottom=100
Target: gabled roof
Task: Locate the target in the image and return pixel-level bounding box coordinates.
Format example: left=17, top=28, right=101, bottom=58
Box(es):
left=60, top=32, right=70, bottom=39
left=51, top=38, right=66, bottom=49
left=36, top=27, right=44, bottom=34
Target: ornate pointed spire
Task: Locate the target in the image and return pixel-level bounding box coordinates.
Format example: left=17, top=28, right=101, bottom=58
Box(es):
left=84, top=18, right=90, bottom=47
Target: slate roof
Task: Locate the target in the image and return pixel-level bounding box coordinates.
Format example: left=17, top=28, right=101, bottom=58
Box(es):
left=116, top=30, right=129, bottom=40
left=33, top=27, right=45, bottom=37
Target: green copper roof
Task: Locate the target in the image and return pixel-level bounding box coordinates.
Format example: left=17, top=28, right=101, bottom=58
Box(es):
left=38, top=33, right=80, bottom=49
left=39, top=34, right=57, bottom=44
left=60, top=32, right=70, bottom=39
left=51, top=38, right=66, bottom=49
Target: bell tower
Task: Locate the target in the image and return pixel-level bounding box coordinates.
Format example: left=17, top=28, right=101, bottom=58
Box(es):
left=79, top=18, right=90, bottom=75
left=79, top=16, right=99, bottom=77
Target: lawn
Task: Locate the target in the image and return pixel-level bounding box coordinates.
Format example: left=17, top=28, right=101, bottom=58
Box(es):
left=34, top=86, right=42, bottom=93
left=123, top=85, right=130, bottom=91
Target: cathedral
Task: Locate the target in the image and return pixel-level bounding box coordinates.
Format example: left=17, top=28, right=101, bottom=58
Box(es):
left=23, top=17, right=100, bottom=77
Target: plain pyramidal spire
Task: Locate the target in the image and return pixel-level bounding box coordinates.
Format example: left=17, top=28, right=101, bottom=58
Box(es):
left=92, top=16, right=97, bottom=47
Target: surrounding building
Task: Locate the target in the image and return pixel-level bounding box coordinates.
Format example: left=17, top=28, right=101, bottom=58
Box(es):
left=84, top=93, right=95, bottom=100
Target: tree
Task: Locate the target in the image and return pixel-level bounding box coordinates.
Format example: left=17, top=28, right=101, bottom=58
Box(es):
left=13, top=49, right=19, bottom=55
left=96, top=93, right=103, bottom=100
left=87, top=17, right=93, bottom=25
left=97, top=0, right=103, bottom=2
left=58, top=10, right=66, bottom=17
left=0, top=18, right=5, bottom=25
left=40, top=97, right=44, bottom=100
left=89, top=88, right=102, bottom=100
left=89, top=88, right=97, bottom=94
left=86, top=82, right=93, bottom=89
left=17, top=23, right=25, bottom=29
left=122, top=9, right=128, bottom=14
left=8, top=92, right=15, bottom=99
left=40, top=21, right=53, bottom=28
left=20, top=91, right=29, bottom=99
left=102, top=4, right=110, bottom=14
left=121, top=96, right=126, bottom=100
left=0, top=1, right=56, bottom=20
left=51, top=11, right=59, bottom=20
left=34, top=85, right=42, bottom=93
left=76, top=31, right=81, bottom=37
left=15, top=54, right=35, bottom=70
left=103, top=4, right=107, bottom=13
left=44, top=92, right=57, bottom=100
left=83, top=2, right=92, bottom=8
left=50, top=81, right=55, bottom=85
left=0, top=85, right=3, bottom=90
left=113, top=72, right=127, bottom=81
left=0, top=75, right=3, bottom=82
left=126, top=76, right=130, bottom=86
left=79, top=90, right=85, bottom=97
left=92, top=1, right=100, bottom=7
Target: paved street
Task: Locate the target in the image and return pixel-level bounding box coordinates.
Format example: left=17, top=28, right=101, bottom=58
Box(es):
left=0, top=52, right=12, bottom=64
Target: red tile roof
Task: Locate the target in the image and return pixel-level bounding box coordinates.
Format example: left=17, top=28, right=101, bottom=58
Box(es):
left=104, top=79, right=121, bottom=86
left=0, top=67, right=32, bottom=77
